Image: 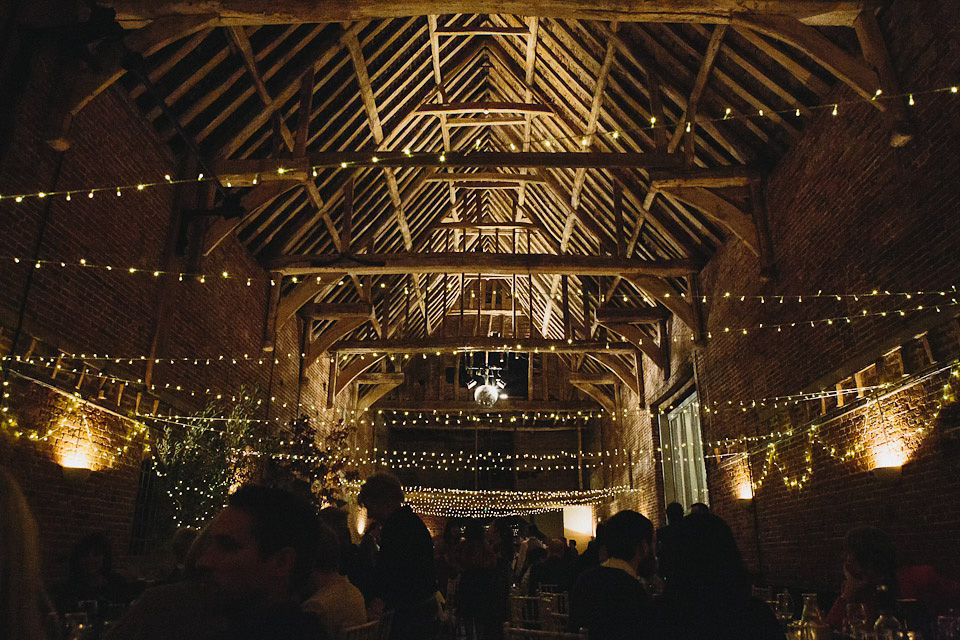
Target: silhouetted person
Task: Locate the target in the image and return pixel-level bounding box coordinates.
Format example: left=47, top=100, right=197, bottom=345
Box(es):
left=529, top=539, right=572, bottom=595
left=303, top=524, right=366, bottom=637
left=1, top=467, right=55, bottom=640
left=318, top=507, right=361, bottom=583
left=689, top=503, right=710, bottom=515
left=655, top=502, right=684, bottom=585
left=650, top=512, right=782, bottom=640
left=106, top=485, right=327, bottom=640
left=453, top=521, right=498, bottom=640
left=566, top=539, right=579, bottom=561
left=569, top=510, right=655, bottom=640
left=358, top=473, right=440, bottom=640
left=161, top=527, right=198, bottom=584
left=825, top=526, right=960, bottom=630
left=55, top=532, right=133, bottom=617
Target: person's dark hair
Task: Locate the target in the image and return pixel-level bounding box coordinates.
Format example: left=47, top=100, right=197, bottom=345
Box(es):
left=690, top=502, right=710, bottom=515
left=844, top=527, right=897, bottom=585
left=599, top=510, right=653, bottom=561
left=357, top=472, right=404, bottom=507
left=69, top=532, right=113, bottom=581
left=672, top=512, right=748, bottom=600
left=665, top=502, right=684, bottom=523
left=527, top=524, right=545, bottom=541
left=228, top=485, right=321, bottom=593
left=463, top=520, right=486, bottom=542
left=314, top=524, right=341, bottom=574
left=569, top=539, right=577, bottom=547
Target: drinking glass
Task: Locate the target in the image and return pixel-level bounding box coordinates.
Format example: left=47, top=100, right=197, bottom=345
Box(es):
left=845, top=603, right=869, bottom=638
left=777, top=591, right=795, bottom=622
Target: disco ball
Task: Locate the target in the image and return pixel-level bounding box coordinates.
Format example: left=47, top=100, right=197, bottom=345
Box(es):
left=473, top=384, right=500, bottom=407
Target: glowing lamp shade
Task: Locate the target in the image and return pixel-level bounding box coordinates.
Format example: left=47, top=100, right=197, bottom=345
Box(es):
left=355, top=510, right=368, bottom=537
left=872, top=441, right=907, bottom=470
left=474, top=384, right=500, bottom=407
left=59, top=448, right=94, bottom=483
left=736, top=483, right=754, bottom=501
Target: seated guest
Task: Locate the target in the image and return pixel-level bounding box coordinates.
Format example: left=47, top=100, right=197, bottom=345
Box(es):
left=55, top=532, right=133, bottom=616
left=358, top=472, right=440, bottom=640
left=825, top=526, right=960, bottom=630
left=318, top=507, right=362, bottom=586
left=106, top=484, right=327, bottom=640
left=529, top=538, right=573, bottom=595
left=569, top=510, right=655, bottom=640
left=1, top=467, right=56, bottom=640
left=651, top=512, right=782, bottom=640
left=303, top=524, right=367, bottom=637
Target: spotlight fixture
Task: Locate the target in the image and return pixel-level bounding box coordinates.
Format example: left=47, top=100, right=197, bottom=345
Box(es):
left=467, top=379, right=478, bottom=390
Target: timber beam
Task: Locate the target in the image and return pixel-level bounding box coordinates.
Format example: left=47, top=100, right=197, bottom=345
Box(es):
left=266, top=253, right=703, bottom=277
left=570, top=382, right=616, bottom=413
left=331, top=337, right=637, bottom=355
left=374, top=400, right=600, bottom=412
left=416, top=102, right=553, bottom=116
left=568, top=372, right=618, bottom=385
left=426, top=172, right=547, bottom=184
left=356, top=372, right=406, bottom=385
left=596, top=307, right=669, bottom=324
left=300, top=302, right=374, bottom=320
left=649, top=166, right=760, bottom=189
left=109, top=2, right=871, bottom=27
left=211, top=152, right=684, bottom=178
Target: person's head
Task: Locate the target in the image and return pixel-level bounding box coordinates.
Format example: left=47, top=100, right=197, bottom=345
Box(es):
left=313, top=524, right=341, bottom=576
left=670, top=512, right=748, bottom=602
left=689, top=502, right=710, bottom=516
left=842, top=527, right=897, bottom=587
left=528, top=524, right=544, bottom=541
left=546, top=539, right=565, bottom=558
left=463, top=520, right=486, bottom=542
left=69, top=532, right=113, bottom=582
left=194, top=484, right=321, bottom=609
left=357, top=472, right=404, bottom=523
left=599, top=510, right=654, bottom=574
left=0, top=467, right=46, bottom=640
left=568, top=540, right=577, bottom=548
left=527, top=546, right=548, bottom=565
left=665, top=502, right=684, bottom=524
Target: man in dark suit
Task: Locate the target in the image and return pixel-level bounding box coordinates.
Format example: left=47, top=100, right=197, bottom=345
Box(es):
left=569, top=510, right=655, bottom=640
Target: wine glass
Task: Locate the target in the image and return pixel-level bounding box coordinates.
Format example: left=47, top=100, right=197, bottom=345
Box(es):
left=844, top=603, right=868, bottom=639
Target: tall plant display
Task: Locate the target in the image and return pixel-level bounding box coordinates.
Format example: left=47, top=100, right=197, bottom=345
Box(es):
left=153, top=392, right=272, bottom=530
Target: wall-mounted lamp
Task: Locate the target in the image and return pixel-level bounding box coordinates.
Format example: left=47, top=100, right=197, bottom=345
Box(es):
left=736, top=484, right=755, bottom=508
left=871, top=464, right=902, bottom=487
left=60, top=464, right=93, bottom=484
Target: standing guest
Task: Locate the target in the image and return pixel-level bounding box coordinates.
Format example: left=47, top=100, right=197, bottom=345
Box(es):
left=569, top=510, right=655, bottom=640
left=689, top=503, right=710, bottom=516
left=106, top=484, right=327, bottom=640
left=650, top=512, right=782, bottom=640
left=0, top=467, right=55, bottom=640
left=453, top=521, right=498, bottom=640
left=655, top=502, right=684, bottom=585
left=358, top=472, right=440, bottom=640
left=303, top=524, right=367, bottom=637
left=529, top=539, right=573, bottom=595
left=566, top=539, right=579, bottom=560
left=55, top=532, right=134, bottom=616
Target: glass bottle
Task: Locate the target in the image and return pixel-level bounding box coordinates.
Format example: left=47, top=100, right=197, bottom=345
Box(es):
left=800, top=594, right=829, bottom=640
left=874, top=585, right=904, bottom=640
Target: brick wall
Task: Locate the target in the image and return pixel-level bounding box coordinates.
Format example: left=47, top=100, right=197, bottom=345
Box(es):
left=0, top=43, right=352, bottom=582
left=627, top=0, right=960, bottom=591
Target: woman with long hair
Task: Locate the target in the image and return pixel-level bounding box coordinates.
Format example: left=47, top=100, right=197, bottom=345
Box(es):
left=0, top=466, right=54, bottom=640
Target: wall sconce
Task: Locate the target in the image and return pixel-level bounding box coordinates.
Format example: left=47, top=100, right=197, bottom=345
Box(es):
left=871, top=464, right=902, bottom=487
left=736, top=484, right=755, bottom=508
left=61, top=465, right=93, bottom=483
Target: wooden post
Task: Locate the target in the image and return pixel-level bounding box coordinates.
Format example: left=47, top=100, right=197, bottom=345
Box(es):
left=562, top=275, right=571, bottom=340
left=613, top=179, right=625, bottom=258
left=854, top=10, right=913, bottom=147
left=749, top=177, right=777, bottom=280
left=326, top=357, right=338, bottom=409
left=262, top=271, right=283, bottom=352
left=528, top=352, right=534, bottom=401
left=577, top=421, right=584, bottom=489
left=341, top=177, right=354, bottom=254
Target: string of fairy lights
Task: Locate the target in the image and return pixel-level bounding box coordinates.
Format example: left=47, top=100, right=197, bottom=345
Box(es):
left=0, top=83, right=957, bottom=206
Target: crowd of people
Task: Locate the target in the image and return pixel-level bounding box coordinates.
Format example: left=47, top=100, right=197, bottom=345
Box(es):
left=3, top=465, right=958, bottom=640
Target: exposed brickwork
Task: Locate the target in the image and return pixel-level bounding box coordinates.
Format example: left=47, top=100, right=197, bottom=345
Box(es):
left=0, top=47, right=350, bottom=582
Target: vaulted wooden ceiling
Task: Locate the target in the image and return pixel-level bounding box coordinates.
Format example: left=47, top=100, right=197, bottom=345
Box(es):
left=65, top=1, right=902, bottom=404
